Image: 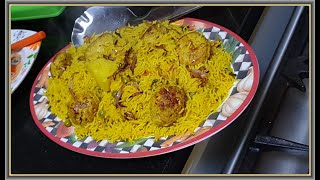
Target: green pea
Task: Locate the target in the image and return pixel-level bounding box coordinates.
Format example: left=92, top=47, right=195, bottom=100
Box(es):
left=64, top=120, right=72, bottom=127
left=189, top=92, right=196, bottom=98
left=123, top=77, right=129, bottom=84
left=112, top=90, right=118, bottom=97
left=99, top=110, right=106, bottom=118
left=151, top=79, right=159, bottom=87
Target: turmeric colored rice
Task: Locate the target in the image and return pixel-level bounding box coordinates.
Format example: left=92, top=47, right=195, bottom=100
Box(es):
left=46, top=20, right=236, bottom=143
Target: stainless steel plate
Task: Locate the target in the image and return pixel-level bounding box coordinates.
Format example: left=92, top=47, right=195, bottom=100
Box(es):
left=71, top=6, right=201, bottom=47
left=71, top=6, right=137, bottom=47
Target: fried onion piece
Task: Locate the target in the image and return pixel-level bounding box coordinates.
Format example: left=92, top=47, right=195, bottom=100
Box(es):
left=189, top=66, right=210, bottom=87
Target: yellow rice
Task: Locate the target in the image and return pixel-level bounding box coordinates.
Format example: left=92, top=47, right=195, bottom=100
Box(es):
left=46, top=20, right=236, bottom=143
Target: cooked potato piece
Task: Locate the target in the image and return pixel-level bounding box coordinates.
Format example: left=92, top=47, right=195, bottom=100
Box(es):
left=86, top=58, right=119, bottom=92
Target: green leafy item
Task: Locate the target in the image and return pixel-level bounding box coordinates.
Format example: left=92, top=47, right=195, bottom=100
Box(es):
left=223, top=36, right=241, bottom=63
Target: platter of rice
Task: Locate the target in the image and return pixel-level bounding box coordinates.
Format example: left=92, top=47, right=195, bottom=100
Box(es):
left=30, top=18, right=259, bottom=158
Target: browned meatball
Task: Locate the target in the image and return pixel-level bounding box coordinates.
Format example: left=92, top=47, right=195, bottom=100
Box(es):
left=140, top=22, right=168, bottom=43
left=68, top=93, right=100, bottom=126
left=151, top=86, right=187, bottom=127
left=177, top=32, right=210, bottom=66
left=85, top=33, right=117, bottom=60
left=50, top=51, right=73, bottom=78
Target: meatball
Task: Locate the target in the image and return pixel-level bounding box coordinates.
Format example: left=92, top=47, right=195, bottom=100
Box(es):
left=151, top=86, right=187, bottom=127
left=177, top=32, right=210, bottom=66
left=85, top=33, right=117, bottom=60
left=141, top=23, right=168, bottom=44
left=68, top=92, right=100, bottom=126
left=50, top=51, right=73, bottom=78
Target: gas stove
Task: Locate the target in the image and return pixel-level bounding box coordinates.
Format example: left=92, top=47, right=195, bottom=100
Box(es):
left=183, top=6, right=310, bottom=174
